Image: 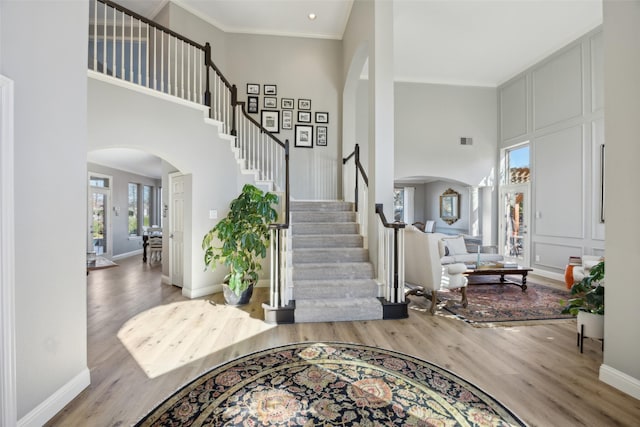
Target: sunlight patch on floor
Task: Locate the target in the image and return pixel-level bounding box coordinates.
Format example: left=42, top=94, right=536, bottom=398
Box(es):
left=117, top=300, right=276, bottom=378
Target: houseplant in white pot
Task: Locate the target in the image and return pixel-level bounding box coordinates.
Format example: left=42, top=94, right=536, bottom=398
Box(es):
left=202, top=184, right=279, bottom=305
left=561, top=260, right=604, bottom=352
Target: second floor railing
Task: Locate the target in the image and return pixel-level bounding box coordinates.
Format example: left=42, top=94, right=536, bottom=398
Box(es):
left=88, top=0, right=292, bottom=313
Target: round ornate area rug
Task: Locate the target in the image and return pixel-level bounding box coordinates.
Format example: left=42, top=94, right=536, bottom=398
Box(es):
left=136, top=342, right=525, bottom=426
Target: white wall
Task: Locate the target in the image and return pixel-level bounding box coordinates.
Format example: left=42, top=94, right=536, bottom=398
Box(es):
left=394, top=82, right=497, bottom=187
left=498, top=28, right=604, bottom=276
left=225, top=33, right=343, bottom=200
left=601, top=0, right=640, bottom=399
left=1, top=1, right=90, bottom=423
left=88, top=77, right=240, bottom=298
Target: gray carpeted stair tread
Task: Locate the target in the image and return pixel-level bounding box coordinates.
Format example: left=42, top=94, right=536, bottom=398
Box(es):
left=293, top=262, right=374, bottom=280
left=291, top=211, right=356, bottom=223
left=294, top=298, right=383, bottom=323
left=292, top=279, right=378, bottom=299
left=292, top=248, right=369, bottom=263
left=293, top=235, right=363, bottom=249
left=292, top=223, right=359, bottom=235
left=291, top=201, right=354, bottom=212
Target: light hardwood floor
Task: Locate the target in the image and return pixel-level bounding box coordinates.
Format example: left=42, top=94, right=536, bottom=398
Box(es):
left=46, top=256, right=639, bottom=426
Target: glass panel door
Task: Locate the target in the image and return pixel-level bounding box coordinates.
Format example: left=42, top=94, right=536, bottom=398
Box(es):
left=89, top=188, right=110, bottom=256
left=499, top=184, right=530, bottom=266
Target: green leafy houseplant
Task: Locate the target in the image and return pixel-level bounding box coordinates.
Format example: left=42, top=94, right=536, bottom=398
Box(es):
left=202, top=184, right=279, bottom=297
left=561, top=261, right=605, bottom=315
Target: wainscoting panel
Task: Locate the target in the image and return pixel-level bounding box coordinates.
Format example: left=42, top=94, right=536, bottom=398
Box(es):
left=533, top=45, right=583, bottom=130
left=533, top=241, right=583, bottom=272
left=500, top=76, right=527, bottom=141
left=591, top=32, right=604, bottom=113
left=534, top=125, right=584, bottom=238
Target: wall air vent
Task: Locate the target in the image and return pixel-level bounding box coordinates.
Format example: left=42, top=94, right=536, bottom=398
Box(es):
left=460, top=137, right=473, bottom=145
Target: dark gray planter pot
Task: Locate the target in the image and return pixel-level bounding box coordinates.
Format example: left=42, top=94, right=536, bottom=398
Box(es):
left=222, top=283, right=254, bottom=306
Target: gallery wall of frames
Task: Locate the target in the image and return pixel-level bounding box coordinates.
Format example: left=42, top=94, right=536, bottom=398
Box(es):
left=246, top=83, right=329, bottom=148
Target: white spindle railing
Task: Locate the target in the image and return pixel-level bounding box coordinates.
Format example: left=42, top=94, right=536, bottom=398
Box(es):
left=269, top=226, right=291, bottom=308
left=89, top=0, right=206, bottom=106
left=377, top=221, right=405, bottom=303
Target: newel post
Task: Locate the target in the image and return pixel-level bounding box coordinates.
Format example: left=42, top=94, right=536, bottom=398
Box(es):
left=204, top=42, right=212, bottom=117
left=354, top=143, right=360, bottom=212
left=231, top=84, right=238, bottom=136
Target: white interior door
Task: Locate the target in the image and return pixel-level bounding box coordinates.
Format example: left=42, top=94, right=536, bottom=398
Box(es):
left=499, top=184, right=530, bottom=266
left=169, top=173, right=184, bottom=287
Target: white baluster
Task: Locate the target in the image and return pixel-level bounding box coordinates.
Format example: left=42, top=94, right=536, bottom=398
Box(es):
left=102, top=1, right=107, bottom=74
left=92, top=0, right=97, bottom=71
left=112, top=6, right=116, bottom=77
left=180, top=40, right=184, bottom=99
left=145, top=23, right=149, bottom=87
left=129, top=16, right=133, bottom=82
left=173, top=37, right=178, bottom=96
left=160, top=31, right=164, bottom=93
left=121, top=10, right=125, bottom=79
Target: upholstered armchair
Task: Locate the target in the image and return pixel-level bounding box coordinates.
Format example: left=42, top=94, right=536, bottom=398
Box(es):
left=404, top=225, right=468, bottom=314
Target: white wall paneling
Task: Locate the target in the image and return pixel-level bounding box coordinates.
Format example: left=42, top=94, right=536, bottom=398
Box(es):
left=533, top=44, right=583, bottom=130
left=533, top=241, right=583, bottom=272
left=500, top=76, right=527, bottom=141
left=590, top=32, right=604, bottom=113
left=534, top=125, right=584, bottom=239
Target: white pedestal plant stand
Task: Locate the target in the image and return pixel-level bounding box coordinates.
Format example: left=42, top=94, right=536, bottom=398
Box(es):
left=577, top=311, right=604, bottom=353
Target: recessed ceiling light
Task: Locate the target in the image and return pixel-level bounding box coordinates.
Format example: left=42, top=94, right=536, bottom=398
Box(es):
left=308, top=13, right=317, bottom=20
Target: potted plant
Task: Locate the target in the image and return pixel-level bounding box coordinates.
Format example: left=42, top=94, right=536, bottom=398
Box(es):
left=561, top=260, right=604, bottom=351
left=202, top=184, right=279, bottom=305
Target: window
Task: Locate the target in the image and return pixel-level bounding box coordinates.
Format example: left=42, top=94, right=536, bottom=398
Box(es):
left=143, top=185, right=152, bottom=228
left=89, top=176, right=109, bottom=188
left=506, top=144, right=530, bottom=184
left=128, top=183, right=139, bottom=236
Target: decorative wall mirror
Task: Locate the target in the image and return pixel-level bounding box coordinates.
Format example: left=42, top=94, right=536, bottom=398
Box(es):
left=440, top=188, right=460, bottom=225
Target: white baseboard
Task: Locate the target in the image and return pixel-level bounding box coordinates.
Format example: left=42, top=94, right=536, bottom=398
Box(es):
left=182, top=284, right=222, bottom=299
left=183, top=280, right=270, bottom=299
left=599, top=364, right=640, bottom=400
left=112, top=249, right=143, bottom=261
left=161, top=274, right=172, bottom=285
left=529, top=268, right=564, bottom=283
left=18, top=368, right=90, bottom=427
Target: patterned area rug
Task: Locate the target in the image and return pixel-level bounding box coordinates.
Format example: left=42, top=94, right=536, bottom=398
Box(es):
left=136, top=342, right=525, bottom=426
left=414, top=279, right=573, bottom=327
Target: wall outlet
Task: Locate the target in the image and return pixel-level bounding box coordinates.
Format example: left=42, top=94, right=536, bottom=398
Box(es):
left=535, top=255, right=541, bottom=262
left=209, top=210, right=218, bottom=219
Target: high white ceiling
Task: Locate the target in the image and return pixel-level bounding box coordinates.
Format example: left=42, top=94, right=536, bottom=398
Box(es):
left=120, top=0, right=602, bottom=87
left=96, top=0, right=602, bottom=176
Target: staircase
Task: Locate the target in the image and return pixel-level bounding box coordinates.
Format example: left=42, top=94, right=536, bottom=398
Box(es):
left=290, top=201, right=383, bottom=323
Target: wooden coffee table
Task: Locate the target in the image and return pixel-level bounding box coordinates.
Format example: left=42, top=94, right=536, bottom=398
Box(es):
left=464, top=265, right=533, bottom=291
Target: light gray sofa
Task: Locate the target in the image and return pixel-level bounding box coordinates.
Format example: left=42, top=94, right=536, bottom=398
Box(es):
left=432, top=233, right=504, bottom=265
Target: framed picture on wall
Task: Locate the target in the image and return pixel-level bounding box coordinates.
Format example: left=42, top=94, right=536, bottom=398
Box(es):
left=315, top=112, right=329, bottom=123
left=316, top=126, right=327, bottom=146
left=261, top=110, right=280, bottom=133
left=298, top=98, right=311, bottom=110
left=282, top=110, right=293, bottom=130
left=295, top=125, right=313, bottom=148
left=247, top=96, right=258, bottom=114
left=247, top=83, right=259, bottom=94
left=264, top=84, right=277, bottom=95
left=264, top=97, right=277, bottom=108
left=281, top=98, right=294, bottom=109
left=297, top=111, right=311, bottom=123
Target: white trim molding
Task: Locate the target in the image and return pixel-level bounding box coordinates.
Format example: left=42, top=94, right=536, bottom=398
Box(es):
left=600, top=364, right=640, bottom=400
left=17, top=369, right=90, bottom=427
left=0, top=74, right=17, bottom=426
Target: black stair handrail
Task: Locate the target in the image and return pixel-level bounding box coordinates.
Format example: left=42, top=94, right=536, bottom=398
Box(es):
left=375, top=204, right=405, bottom=303
left=342, top=143, right=368, bottom=212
